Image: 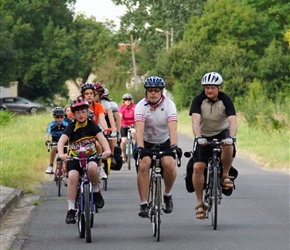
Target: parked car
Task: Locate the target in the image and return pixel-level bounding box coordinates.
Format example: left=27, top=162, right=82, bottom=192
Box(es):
left=0, top=97, right=44, bottom=114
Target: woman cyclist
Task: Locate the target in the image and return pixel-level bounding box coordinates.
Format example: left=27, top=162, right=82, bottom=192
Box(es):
left=119, top=93, right=136, bottom=163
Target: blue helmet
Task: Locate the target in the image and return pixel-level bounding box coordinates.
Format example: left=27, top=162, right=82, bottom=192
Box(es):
left=144, top=76, right=165, bottom=89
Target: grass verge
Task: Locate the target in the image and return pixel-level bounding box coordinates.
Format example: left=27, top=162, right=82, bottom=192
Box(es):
left=1, top=112, right=52, bottom=193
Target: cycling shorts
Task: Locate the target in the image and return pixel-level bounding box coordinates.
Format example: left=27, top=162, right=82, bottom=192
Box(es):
left=67, top=157, right=98, bottom=175
left=193, top=129, right=230, bottom=163
left=120, top=126, right=133, bottom=138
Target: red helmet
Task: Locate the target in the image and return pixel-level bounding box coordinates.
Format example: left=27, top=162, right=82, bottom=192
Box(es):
left=93, top=82, right=104, bottom=93
left=71, top=97, right=89, bottom=112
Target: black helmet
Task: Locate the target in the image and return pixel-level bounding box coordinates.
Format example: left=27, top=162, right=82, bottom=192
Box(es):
left=80, top=83, right=96, bottom=93
left=52, top=107, right=65, bottom=116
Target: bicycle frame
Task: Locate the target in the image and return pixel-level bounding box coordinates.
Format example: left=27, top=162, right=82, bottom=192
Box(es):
left=136, top=144, right=180, bottom=242
left=125, top=126, right=134, bottom=170
left=70, top=153, right=105, bottom=243
left=192, top=137, right=234, bottom=230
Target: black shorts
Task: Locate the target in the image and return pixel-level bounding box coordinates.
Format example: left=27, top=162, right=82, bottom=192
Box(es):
left=193, top=129, right=230, bottom=163
left=67, top=157, right=98, bottom=175
left=120, top=126, right=133, bottom=138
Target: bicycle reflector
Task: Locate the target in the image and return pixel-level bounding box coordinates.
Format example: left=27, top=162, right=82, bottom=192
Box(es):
left=79, top=147, right=86, bottom=168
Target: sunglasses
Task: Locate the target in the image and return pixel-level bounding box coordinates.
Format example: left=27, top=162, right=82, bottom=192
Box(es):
left=123, top=99, right=132, bottom=101
left=147, top=88, right=161, bottom=93
left=54, top=116, right=64, bottom=119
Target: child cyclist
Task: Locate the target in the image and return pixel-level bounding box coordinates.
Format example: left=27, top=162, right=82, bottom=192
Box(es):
left=45, top=107, right=69, bottom=174
left=57, top=98, right=111, bottom=224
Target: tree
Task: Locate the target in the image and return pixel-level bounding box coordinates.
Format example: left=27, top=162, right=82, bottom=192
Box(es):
left=113, top=0, right=207, bottom=73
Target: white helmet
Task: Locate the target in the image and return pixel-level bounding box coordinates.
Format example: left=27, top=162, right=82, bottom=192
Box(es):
left=201, top=72, right=223, bottom=86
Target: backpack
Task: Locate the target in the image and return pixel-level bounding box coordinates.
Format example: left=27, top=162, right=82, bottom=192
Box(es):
left=111, top=145, right=123, bottom=171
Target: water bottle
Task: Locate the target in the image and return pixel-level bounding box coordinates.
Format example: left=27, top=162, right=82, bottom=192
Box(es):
left=79, top=147, right=86, bottom=168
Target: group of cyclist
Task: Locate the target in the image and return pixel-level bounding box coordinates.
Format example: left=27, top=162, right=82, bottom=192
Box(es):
left=45, top=71, right=237, bottom=224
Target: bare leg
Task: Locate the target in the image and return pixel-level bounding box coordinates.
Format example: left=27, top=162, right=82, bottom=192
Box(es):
left=137, top=156, right=151, bottom=202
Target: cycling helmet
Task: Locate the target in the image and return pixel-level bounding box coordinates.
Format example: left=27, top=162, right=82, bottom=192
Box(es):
left=52, top=107, right=65, bottom=116
left=71, top=97, right=89, bottom=112
left=201, top=72, right=223, bottom=86
left=93, top=82, right=104, bottom=92
left=122, top=93, right=132, bottom=99
left=144, top=76, right=165, bottom=89
left=80, top=83, right=96, bottom=93
left=103, top=88, right=109, bottom=96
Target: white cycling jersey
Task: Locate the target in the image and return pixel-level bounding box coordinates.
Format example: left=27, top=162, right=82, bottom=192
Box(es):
left=134, top=97, right=177, bottom=144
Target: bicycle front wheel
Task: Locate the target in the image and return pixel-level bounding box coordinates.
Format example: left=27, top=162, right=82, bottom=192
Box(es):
left=156, top=176, right=162, bottom=242
left=212, top=166, right=218, bottom=230
left=84, top=184, right=92, bottom=242
left=57, top=161, right=62, bottom=197
left=127, top=140, right=132, bottom=170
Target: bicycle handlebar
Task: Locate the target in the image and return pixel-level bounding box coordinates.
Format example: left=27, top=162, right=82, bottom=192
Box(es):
left=47, top=141, right=68, bottom=152
left=136, top=147, right=181, bottom=168
left=65, top=154, right=107, bottom=162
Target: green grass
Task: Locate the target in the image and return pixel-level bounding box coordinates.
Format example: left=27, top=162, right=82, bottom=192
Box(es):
left=177, top=110, right=289, bottom=170
left=0, top=110, right=288, bottom=194
left=0, top=112, right=52, bottom=193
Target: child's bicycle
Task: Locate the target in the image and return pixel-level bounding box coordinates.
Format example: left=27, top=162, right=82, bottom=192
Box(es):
left=68, top=150, right=106, bottom=243
left=47, top=141, right=67, bottom=197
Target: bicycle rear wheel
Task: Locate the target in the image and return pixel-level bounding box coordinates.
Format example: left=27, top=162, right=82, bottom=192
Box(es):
left=155, top=176, right=162, bottom=242
left=57, top=160, right=62, bottom=197
left=84, top=184, right=92, bottom=242
left=212, top=166, right=218, bottom=230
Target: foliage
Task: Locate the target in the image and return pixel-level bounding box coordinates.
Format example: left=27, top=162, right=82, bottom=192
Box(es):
left=114, top=0, right=207, bottom=74
left=0, top=110, right=14, bottom=126
left=235, top=80, right=289, bottom=131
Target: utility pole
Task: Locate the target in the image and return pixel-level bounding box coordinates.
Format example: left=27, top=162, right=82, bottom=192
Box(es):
left=130, top=34, right=138, bottom=91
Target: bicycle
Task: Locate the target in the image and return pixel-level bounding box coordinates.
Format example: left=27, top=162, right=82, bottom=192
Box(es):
left=47, top=141, right=67, bottom=197
left=101, top=131, right=115, bottom=191
left=102, top=157, right=111, bottom=191
left=136, top=144, right=181, bottom=242
left=184, top=137, right=237, bottom=230
left=68, top=150, right=106, bottom=243
left=124, top=126, right=134, bottom=170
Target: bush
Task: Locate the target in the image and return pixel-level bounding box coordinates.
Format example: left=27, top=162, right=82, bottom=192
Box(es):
left=0, top=110, right=14, bottom=126
left=236, top=79, right=289, bottom=131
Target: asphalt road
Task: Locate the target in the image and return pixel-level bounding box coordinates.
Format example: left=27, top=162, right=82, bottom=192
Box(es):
left=10, top=133, right=290, bottom=250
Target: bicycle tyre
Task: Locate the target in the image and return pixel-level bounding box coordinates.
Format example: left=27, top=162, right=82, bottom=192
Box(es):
left=212, top=165, right=218, bottom=230
left=103, top=178, right=107, bottom=191
left=76, top=189, right=85, bottom=239
left=84, top=184, right=92, bottom=242
left=57, top=160, right=62, bottom=197
left=127, top=140, right=132, bottom=170
left=156, top=176, right=161, bottom=242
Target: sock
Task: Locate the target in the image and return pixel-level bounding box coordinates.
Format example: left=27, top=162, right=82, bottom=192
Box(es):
left=68, top=200, right=75, bottom=210
left=93, top=185, right=99, bottom=193
left=140, top=201, right=148, bottom=206
left=164, top=192, right=172, bottom=197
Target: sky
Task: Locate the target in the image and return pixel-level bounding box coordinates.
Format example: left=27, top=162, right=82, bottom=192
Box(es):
left=74, top=0, right=127, bottom=29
